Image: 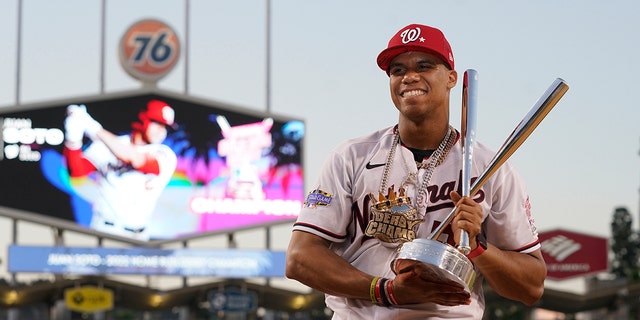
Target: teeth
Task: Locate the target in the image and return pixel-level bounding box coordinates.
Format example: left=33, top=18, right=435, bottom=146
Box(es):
left=402, top=90, right=425, bottom=97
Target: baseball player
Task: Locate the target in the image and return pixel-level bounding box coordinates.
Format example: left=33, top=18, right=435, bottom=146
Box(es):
left=286, top=24, right=546, bottom=319
left=63, top=100, right=178, bottom=241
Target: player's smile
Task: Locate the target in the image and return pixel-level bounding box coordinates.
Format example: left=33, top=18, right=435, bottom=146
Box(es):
left=388, top=51, right=457, bottom=123
left=400, top=89, right=427, bottom=98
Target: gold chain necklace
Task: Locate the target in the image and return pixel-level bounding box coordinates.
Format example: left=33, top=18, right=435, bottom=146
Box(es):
left=366, top=125, right=456, bottom=244
left=379, top=125, right=456, bottom=207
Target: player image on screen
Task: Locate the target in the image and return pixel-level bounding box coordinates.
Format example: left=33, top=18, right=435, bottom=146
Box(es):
left=215, top=115, right=273, bottom=200
left=62, top=100, right=178, bottom=240
left=265, top=120, right=304, bottom=199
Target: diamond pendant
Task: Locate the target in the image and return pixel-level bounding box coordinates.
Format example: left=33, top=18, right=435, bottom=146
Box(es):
left=365, top=186, right=423, bottom=243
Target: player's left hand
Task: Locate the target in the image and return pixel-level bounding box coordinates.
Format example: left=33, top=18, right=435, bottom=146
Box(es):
left=392, top=259, right=471, bottom=306
left=450, top=191, right=483, bottom=249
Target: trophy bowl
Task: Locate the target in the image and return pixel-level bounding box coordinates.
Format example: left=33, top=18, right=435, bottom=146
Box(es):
left=391, top=239, right=476, bottom=293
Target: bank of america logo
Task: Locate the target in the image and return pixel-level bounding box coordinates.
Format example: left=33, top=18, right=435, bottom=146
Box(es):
left=541, top=235, right=581, bottom=262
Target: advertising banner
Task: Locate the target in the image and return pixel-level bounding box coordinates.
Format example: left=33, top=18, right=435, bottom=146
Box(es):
left=8, top=245, right=286, bottom=277
left=539, top=229, right=608, bottom=280
left=65, top=286, right=114, bottom=313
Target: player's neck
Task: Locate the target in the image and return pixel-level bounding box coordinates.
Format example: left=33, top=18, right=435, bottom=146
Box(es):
left=131, top=132, right=146, bottom=145
left=397, top=122, right=450, bottom=150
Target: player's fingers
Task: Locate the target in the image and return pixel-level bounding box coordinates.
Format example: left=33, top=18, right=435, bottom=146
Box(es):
left=412, top=263, right=466, bottom=291
left=394, top=262, right=463, bottom=291
left=452, top=216, right=482, bottom=236
left=392, top=268, right=470, bottom=305
left=450, top=190, right=461, bottom=203
left=452, top=195, right=477, bottom=211
left=452, top=207, right=481, bottom=238
left=392, top=259, right=418, bottom=275
left=451, top=194, right=482, bottom=224
left=431, top=293, right=472, bottom=306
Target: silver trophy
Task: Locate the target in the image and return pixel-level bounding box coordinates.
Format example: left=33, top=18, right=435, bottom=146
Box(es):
left=391, top=71, right=570, bottom=293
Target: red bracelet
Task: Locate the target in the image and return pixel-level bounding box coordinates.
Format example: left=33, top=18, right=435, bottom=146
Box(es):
left=466, top=243, right=486, bottom=259
left=386, top=279, right=399, bottom=305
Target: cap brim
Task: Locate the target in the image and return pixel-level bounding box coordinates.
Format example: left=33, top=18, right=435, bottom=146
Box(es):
left=150, top=119, right=178, bottom=130
left=377, top=45, right=452, bottom=73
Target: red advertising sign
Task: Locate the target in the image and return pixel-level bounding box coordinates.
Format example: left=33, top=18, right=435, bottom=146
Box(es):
left=539, top=229, right=608, bottom=280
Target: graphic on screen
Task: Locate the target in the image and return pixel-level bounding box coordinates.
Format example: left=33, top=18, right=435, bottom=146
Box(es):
left=0, top=93, right=304, bottom=241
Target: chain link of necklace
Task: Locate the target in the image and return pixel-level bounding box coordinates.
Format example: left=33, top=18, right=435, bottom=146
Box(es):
left=378, top=125, right=456, bottom=209
left=415, top=126, right=455, bottom=208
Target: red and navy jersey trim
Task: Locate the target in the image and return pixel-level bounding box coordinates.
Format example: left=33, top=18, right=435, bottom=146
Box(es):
left=515, top=240, right=540, bottom=252
left=293, top=222, right=347, bottom=241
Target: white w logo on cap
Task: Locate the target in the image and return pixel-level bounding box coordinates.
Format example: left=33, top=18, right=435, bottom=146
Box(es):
left=400, top=27, right=421, bottom=44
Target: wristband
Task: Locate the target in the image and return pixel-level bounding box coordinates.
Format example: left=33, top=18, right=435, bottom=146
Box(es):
left=386, top=279, right=399, bottom=305
left=375, top=277, right=386, bottom=305
left=465, top=244, right=485, bottom=259
left=466, top=235, right=487, bottom=259
left=369, top=276, right=380, bottom=305
left=371, top=277, right=398, bottom=306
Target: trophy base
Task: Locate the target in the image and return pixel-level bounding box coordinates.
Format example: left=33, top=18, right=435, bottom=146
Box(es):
left=391, top=239, right=477, bottom=293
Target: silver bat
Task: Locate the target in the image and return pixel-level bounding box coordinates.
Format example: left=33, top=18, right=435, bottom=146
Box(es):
left=429, top=78, right=570, bottom=247
left=457, top=69, right=479, bottom=254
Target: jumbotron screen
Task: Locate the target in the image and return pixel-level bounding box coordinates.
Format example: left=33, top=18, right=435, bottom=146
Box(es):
left=0, top=92, right=304, bottom=241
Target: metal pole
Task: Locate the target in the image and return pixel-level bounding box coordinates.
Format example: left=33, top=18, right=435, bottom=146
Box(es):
left=15, top=0, right=23, bottom=106
left=183, top=241, right=188, bottom=287
left=265, top=226, right=271, bottom=286
left=184, top=0, right=190, bottom=94
left=99, top=0, right=106, bottom=93
left=265, top=0, right=271, bottom=113
left=53, top=228, right=64, bottom=282
left=8, top=219, right=18, bottom=320
left=228, top=233, right=236, bottom=248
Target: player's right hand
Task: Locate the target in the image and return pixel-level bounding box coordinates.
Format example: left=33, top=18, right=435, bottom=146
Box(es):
left=64, top=104, right=86, bottom=149
left=391, top=259, right=471, bottom=306
left=66, top=104, right=103, bottom=140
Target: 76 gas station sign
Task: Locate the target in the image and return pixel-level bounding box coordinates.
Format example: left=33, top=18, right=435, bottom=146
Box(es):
left=119, top=19, right=181, bottom=84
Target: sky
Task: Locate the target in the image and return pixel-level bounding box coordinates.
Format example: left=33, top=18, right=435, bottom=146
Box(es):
left=1, top=0, right=639, bottom=245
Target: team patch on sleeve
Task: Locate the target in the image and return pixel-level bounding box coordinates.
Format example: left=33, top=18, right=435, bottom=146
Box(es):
left=524, top=196, right=538, bottom=235
left=304, top=187, right=333, bottom=208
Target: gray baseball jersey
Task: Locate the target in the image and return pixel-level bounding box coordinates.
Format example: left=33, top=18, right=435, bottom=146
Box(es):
left=293, top=125, right=540, bottom=319
left=83, top=135, right=177, bottom=239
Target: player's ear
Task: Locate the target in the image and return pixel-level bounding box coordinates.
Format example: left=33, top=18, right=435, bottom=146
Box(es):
left=447, top=70, right=458, bottom=89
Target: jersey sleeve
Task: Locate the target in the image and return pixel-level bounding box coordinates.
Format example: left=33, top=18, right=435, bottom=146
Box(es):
left=63, top=146, right=97, bottom=177
left=137, top=156, right=160, bottom=175
left=154, top=145, right=178, bottom=180
left=293, top=145, right=355, bottom=243
left=81, top=139, right=114, bottom=170
left=483, top=162, right=541, bottom=253
left=136, top=145, right=177, bottom=176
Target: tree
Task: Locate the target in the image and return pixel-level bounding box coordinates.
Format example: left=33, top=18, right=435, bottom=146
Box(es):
left=610, top=207, right=640, bottom=281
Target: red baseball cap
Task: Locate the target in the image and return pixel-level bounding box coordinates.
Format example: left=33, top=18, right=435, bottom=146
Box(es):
left=377, top=24, right=454, bottom=74
left=143, top=99, right=176, bottom=127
